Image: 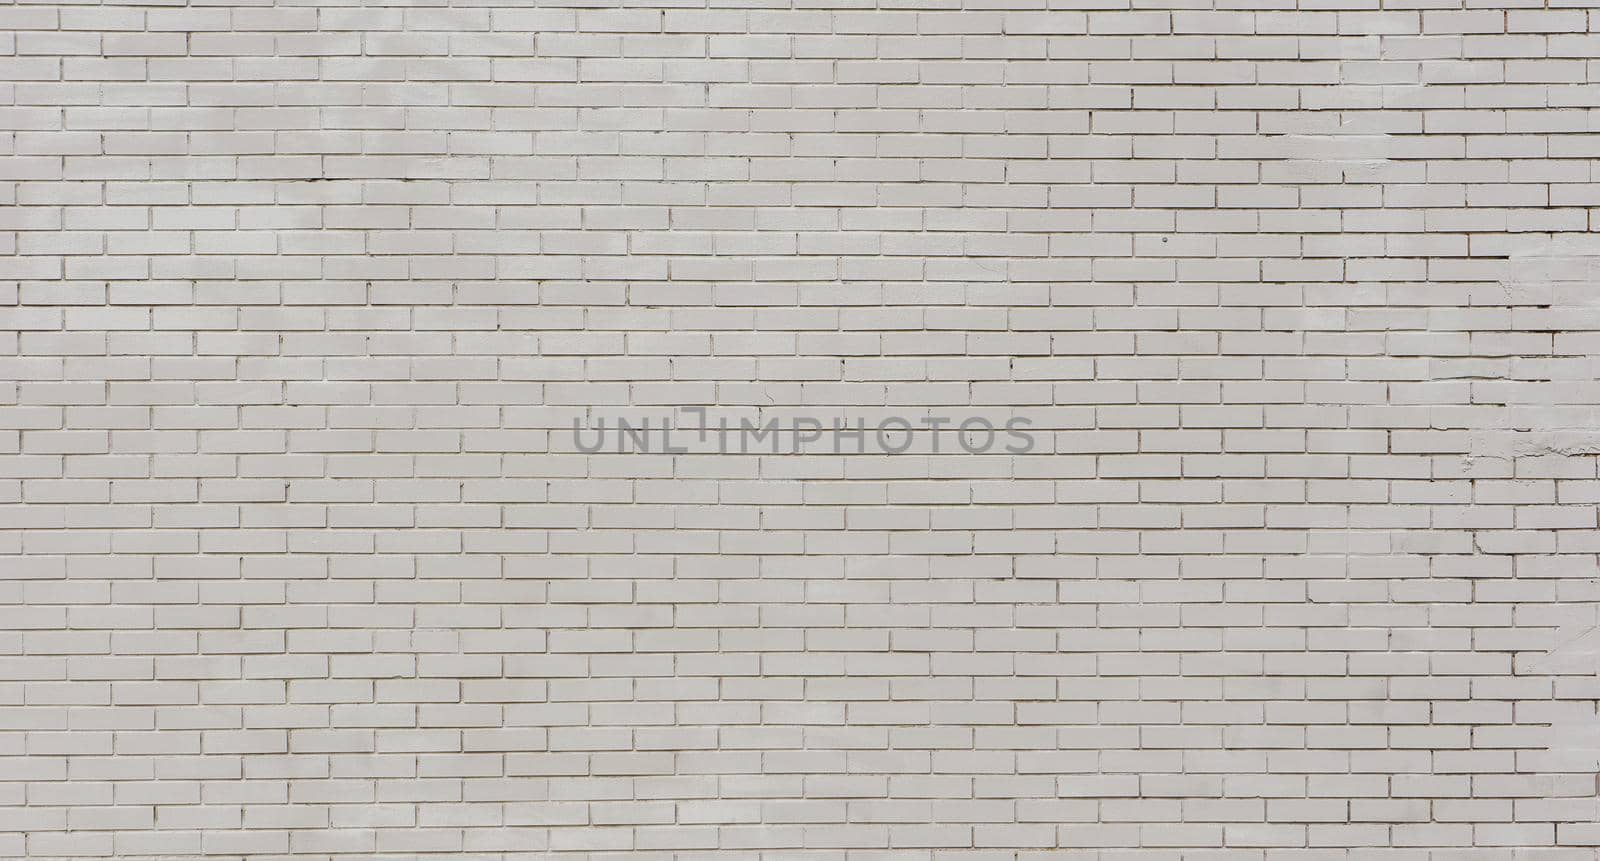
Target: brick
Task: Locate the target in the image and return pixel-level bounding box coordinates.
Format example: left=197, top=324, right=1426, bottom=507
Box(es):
left=0, top=0, right=1597, bottom=855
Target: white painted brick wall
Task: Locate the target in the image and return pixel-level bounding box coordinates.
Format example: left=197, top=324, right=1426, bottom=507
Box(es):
left=2, top=0, right=1600, bottom=856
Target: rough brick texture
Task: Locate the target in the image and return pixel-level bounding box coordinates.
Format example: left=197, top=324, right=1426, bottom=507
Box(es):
left=3, top=0, right=1600, bottom=857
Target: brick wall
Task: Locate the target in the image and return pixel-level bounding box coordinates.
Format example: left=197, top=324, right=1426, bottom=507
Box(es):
left=3, top=0, right=1600, bottom=856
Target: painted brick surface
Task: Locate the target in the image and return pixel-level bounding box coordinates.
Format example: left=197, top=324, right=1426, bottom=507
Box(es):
left=3, top=0, right=1600, bottom=857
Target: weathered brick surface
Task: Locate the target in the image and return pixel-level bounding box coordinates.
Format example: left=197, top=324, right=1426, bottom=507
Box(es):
left=2, top=0, right=1600, bottom=857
